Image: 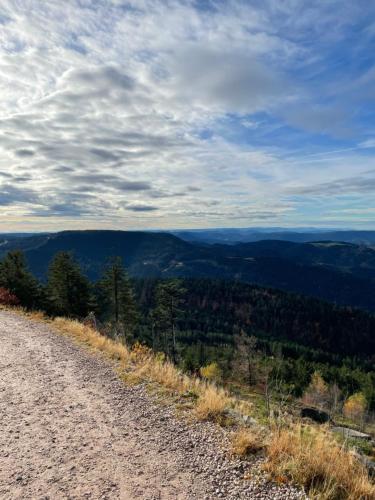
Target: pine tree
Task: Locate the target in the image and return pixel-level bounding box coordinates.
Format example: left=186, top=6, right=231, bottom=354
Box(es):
left=47, top=252, right=92, bottom=317
left=0, top=250, right=41, bottom=309
left=153, top=279, right=185, bottom=362
left=98, top=257, right=138, bottom=341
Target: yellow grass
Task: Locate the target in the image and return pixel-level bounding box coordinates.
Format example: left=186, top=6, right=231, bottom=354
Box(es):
left=231, top=428, right=265, bottom=457
left=53, top=317, right=131, bottom=363
left=51, top=316, right=230, bottom=422
left=195, top=384, right=229, bottom=421
left=264, top=423, right=375, bottom=499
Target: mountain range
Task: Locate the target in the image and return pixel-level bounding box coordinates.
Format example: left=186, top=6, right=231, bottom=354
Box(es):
left=172, top=228, right=375, bottom=245
left=1, top=229, right=375, bottom=312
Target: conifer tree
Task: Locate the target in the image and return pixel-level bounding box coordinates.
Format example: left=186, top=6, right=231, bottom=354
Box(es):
left=98, top=257, right=138, bottom=341
left=153, top=279, right=185, bottom=362
left=47, top=252, right=91, bottom=317
left=0, top=250, right=41, bottom=309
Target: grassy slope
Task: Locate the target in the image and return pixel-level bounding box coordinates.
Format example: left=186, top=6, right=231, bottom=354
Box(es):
left=6, top=306, right=373, bottom=500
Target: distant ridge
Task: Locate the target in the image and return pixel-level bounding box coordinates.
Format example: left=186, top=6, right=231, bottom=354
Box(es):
left=172, top=228, right=375, bottom=245
left=2, top=229, right=375, bottom=311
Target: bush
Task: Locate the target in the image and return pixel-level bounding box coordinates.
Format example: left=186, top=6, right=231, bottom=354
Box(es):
left=0, top=287, right=19, bottom=306
left=343, top=392, right=367, bottom=423
left=200, top=361, right=222, bottom=383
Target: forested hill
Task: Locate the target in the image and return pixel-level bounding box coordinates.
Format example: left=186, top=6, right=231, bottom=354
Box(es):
left=173, top=228, right=375, bottom=245
left=135, top=278, right=375, bottom=405
left=152, top=279, right=375, bottom=359
left=2, top=229, right=375, bottom=312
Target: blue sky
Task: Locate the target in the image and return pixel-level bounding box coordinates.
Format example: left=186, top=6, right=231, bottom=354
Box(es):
left=0, top=0, right=375, bottom=231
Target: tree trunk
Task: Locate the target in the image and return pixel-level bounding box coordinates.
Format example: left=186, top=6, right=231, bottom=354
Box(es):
left=114, top=270, right=119, bottom=324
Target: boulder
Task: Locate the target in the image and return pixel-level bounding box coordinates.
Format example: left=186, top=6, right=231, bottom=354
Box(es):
left=332, top=426, right=372, bottom=441
left=300, top=407, right=330, bottom=423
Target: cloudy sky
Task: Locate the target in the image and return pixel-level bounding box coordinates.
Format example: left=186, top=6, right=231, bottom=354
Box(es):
left=1, top=0, right=375, bottom=231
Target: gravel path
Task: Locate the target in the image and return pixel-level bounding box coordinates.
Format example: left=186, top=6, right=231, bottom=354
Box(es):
left=0, top=310, right=306, bottom=499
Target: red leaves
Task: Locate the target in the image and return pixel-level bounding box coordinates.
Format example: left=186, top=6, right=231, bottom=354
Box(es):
left=0, top=287, right=20, bottom=306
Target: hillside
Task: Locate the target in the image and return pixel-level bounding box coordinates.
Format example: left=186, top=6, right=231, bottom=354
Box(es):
left=2, top=230, right=375, bottom=311
left=135, top=278, right=375, bottom=406
left=216, top=239, right=375, bottom=271
left=3, top=230, right=193, bottom=279
left=1, top=309, right=306, bottom=499
left=138, top=278, right=375, bottom=359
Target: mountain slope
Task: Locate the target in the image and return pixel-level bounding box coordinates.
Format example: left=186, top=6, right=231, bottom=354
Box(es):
left=2, top=230, right=375, bottom=311
left=21, top=230, right=193, bottom=279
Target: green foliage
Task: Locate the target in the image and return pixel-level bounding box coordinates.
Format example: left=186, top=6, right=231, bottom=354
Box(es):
left=46, top=252, right=92, bottom=318
left=97, top=256, right=138, bottom=341
left=152, top=279, right=186, bottom=362
left=0, top=250, right=42, bottom=309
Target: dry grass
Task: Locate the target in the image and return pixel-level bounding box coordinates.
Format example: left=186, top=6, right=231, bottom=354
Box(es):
left=53, top=317, right=131, bottom=363
left=50, top=316, right=230, bottom=422
left=195, top=384, right=229, bottom=421
left=231, top=428, right=265, bottom=457
left=264, top=423, right=375, bottom=500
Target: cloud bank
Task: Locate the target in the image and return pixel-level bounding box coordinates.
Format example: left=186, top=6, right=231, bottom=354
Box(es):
left=0, top=0, right=375, bottom=230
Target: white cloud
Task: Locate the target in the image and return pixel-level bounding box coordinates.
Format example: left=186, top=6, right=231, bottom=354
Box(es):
left=0, top=0, right=374, bottom=230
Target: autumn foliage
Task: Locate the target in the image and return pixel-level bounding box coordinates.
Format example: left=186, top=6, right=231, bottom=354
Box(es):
left=0, top=287, right=19, bottom=306
left=343, top=392, right=367, bottom=422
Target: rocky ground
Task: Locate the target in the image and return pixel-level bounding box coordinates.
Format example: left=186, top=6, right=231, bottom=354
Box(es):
left=0, top=310, right=306, bottom=499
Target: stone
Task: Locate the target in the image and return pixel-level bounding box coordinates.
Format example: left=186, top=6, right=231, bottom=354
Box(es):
left=331, top=426, right=372, bottom=440
left=300, top=407, right=330, bottom=423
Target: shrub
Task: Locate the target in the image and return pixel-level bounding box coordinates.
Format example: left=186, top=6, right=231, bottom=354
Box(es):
left=130, top=341, right=153, bottom=362
left=343, top=392, right=367, bottom=423
left=0, top=287, right=19, bottom=306
left=200, top=362, right=222, bottom=383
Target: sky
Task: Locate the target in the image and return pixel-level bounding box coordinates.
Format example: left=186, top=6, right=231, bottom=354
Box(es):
left=1, top=0, right=375, bottom=231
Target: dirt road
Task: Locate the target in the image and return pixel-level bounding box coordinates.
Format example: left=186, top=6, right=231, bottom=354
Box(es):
left=0, top=310, right=305, bottom=500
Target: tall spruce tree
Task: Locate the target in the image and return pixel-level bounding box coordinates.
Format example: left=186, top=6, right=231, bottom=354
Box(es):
left=98, top=257, right=138, bottom=341
left=0, top=250, right=41, bottom=309
left=153, top=279, right=185, bottom=362
left=47, top=252, right=92, bottom=317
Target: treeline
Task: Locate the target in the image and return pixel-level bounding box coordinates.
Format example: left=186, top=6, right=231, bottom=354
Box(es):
left=0, top=250, right=182, bottom=348
left=1, top=250, right=375, bottom=415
